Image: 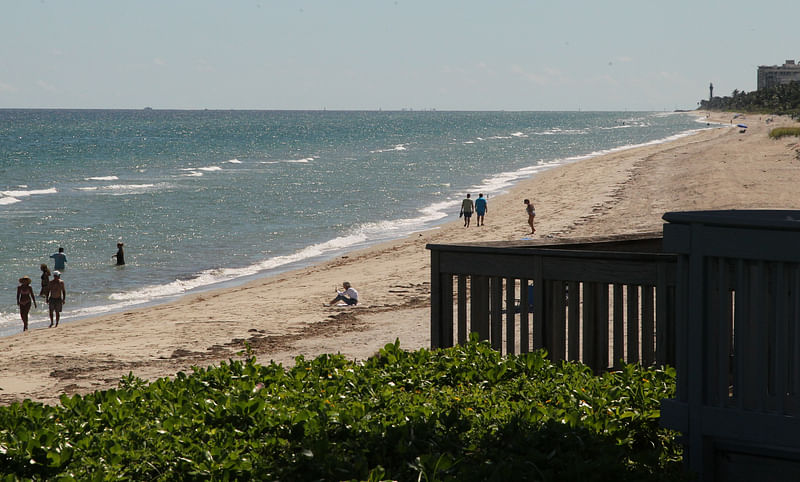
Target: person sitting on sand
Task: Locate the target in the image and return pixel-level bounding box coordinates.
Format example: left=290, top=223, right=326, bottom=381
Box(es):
left=329, top=281, right=359, bottom=306
left=16, top=276, right=37, bottom=332
left=47, top=271, right=66, bottom=328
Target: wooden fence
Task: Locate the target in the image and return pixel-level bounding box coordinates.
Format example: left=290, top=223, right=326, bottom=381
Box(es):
left=427, top=234, right=677, bottom=372
left=660, top=210, right=800, bottom=481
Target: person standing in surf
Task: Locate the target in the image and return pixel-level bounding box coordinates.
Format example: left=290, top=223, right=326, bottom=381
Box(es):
left=50, top=247, right=67, bottom=271
left=16, top=276, right=37, bottom=332
left=112, top=242, right=125, bottom=265
left=474, top=193, right=487, bottom=226
left=47, top=271, right=66, bottom=328
left=524, top=199, right=536, bottom=235
left=39, top=263, right=51, bottom=300
left=460, top=194, right=475, bottom=227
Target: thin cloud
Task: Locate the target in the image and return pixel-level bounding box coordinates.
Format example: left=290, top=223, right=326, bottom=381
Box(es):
left=194, top=58, right=215, bottom=73
left=510, top=64, right=566, bottom=86
left=0, top=81, right=17, bottom=93
left=36, top=80, right=56, bottom=92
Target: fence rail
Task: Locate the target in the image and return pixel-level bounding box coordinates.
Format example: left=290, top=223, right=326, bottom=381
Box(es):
left=427, top=234, right=677, bottom=372
left=660, top=210, right=800, bottom=480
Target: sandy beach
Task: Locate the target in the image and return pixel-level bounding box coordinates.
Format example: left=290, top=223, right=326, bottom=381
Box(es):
left=2, top=112, right=799, bottom=405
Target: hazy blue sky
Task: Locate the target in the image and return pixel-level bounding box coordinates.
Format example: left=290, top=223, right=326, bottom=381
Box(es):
left=2, top=1, right=798, bottom=110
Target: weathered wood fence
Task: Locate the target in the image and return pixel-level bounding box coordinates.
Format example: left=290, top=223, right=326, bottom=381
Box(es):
left=660, top=210, right=800, bottom=480
left=427, top=234, right=677, bottom=372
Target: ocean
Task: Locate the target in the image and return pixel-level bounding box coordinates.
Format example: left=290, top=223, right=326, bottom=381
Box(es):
left=0, top=109, right=710, bottom=336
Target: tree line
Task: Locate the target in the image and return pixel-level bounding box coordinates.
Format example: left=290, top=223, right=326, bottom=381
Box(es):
left=699, top=82, right=800, bottom=118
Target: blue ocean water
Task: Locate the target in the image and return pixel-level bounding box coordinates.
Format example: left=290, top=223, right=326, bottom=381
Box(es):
left=0, top=110, right=708, bottom=335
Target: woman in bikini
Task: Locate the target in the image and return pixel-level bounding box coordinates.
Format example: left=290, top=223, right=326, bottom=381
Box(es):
left=17, top=276, right=37, bottom=332
left=39, top=263, right=51, bottom=300
left=524, top=199, right=536, bottom=234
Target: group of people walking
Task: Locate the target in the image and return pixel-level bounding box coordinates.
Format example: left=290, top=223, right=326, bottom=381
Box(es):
left=460, top=193, right=536, bottom=234
left=15, top=242, right=125, bottom=333
left=460, top=193, right=488, bottom=227
left=16, top=248, right=67, bottom=332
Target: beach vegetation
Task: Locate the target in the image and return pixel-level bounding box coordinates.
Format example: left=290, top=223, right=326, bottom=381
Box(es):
left=699, top=82, right=800, bottom=118
left=0, top=339, right=684, bottom=481
left=768, top=126, right=800, bottom=139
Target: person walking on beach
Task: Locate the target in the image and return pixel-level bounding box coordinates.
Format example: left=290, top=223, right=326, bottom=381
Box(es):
left=460, top=194, right=475, bottom=227
left=50, top=247, right=67, bottom=271
left=524, top=199, right=536, bottom=235
left=39, top=263, right=51, bottom=299
left=474, top=193, right=487, bottom=226
left=329, top=281, right=359, bottom=306
left=47, top=271, right=66, bottom=328
left=112, top=242, right=125, bottom=265
left=16, top=276, right=37, bottom=332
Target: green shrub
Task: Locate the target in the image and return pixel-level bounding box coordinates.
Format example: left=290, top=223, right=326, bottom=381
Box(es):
left=0, top=340, right=684, bottom=481
left=769, top=126, right=800, bottom=139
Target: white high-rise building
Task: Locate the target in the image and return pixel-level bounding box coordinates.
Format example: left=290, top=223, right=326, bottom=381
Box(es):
left=757, top=60, right=800, bottom=90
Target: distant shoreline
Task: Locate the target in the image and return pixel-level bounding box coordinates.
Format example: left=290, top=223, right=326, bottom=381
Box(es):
left=3, top=111, right=800, bottom=405
left=0, top=111, right=709, bottom=337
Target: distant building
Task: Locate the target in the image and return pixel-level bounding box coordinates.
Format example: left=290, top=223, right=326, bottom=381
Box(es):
left=757, top=60, right=800, bottom=89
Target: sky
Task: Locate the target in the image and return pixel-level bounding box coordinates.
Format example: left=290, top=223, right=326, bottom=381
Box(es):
left=2, top=0, right=798, bottom=111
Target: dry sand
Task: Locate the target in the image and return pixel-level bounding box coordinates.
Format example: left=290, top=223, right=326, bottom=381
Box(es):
left=2, top=112, right=799, bottom=405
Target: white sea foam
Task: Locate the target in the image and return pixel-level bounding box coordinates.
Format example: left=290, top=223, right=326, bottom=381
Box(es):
left=456, top=124, right=714, bottom=216
left=198, top=166, right=222, bottom=171
left=0, top=111, right=712, bottom=338
left=108, top=232, right=374, bottom=305
left=370, top=144, right=408, bottom=154
left=0, top=187, right=57, bottom=197
left=85, top=176, right=119, bottom=181
left=534, top=128, right=588, bottom=136
left=104, top=184, right=156, bottom=190
left=226, top=159, right=242, bottom=164
left=104, top=205, right=453, bottom=309
left=78, top=183, right=161, bottom=194
left=0, top=187, right=56, bottom=206
left=261, top=157, right=314, bottom=164
left=107, top=123, right=714, bottom=311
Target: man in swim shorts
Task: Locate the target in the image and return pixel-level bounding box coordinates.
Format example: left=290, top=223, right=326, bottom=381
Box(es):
left=461, top=194, right=475, bottom=227
left=47, top=271, right=66, bottom=328
left=474, top=193, right=487, bottom=226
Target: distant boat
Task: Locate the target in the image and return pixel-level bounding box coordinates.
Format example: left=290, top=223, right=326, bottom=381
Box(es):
left=143, top=107, right=153, bottom=111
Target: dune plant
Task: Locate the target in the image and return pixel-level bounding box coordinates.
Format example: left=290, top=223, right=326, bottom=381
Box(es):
left=0, top=339, right=683, bottom=481
left=769, top=126, right=800, bottom=139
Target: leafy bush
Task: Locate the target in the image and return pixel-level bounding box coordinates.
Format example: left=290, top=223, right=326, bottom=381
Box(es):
left=0, top=340, right=683, bottom=481
left=769, top=126, right=800, bottom=139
